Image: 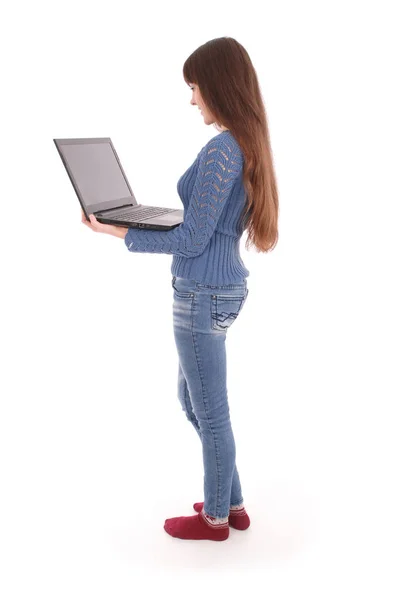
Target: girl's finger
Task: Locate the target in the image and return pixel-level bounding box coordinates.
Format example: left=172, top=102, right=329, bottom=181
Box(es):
left=90, top=214, right=104, bottom=233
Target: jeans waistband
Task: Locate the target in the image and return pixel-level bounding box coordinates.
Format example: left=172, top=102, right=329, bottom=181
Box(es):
left=172, top=275, right=248, bottom=291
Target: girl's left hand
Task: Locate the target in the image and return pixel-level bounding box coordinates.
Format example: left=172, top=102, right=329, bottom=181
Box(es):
left=81, top=210, right=128, bottom=239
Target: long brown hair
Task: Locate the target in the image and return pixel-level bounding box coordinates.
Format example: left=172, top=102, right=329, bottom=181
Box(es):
left=183, top=37, right=279, bottom=253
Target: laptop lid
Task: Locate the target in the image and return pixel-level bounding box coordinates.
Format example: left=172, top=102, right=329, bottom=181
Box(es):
left=53, top=137, right=138, bottom=215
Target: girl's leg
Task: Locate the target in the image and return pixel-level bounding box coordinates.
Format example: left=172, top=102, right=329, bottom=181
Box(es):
left=172, top=278, right=247, bottom=519
left=177, top=361, right=244, bottom=506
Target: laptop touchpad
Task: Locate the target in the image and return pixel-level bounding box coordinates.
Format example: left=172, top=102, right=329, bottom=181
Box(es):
left=143, top=211, right=183, bottom=224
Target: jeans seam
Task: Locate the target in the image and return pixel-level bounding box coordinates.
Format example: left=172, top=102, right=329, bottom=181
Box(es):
left=190, top=296, right=224, bottom=519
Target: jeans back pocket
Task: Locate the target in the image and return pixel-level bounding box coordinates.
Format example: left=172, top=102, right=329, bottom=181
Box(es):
left=211, top=289, right=248, bottom=331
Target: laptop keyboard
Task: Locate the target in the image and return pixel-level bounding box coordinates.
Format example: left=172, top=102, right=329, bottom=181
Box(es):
left=112, top=206, right=176, bottom=222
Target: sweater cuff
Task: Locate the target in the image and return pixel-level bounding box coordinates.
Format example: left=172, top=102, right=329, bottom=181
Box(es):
left=124, top=228, right=133, bottom=250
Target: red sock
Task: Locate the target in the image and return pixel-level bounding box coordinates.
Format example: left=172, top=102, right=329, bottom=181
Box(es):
left=164, top=508, right=229, bottom=541
left=193, top=502, right=251, bottom=530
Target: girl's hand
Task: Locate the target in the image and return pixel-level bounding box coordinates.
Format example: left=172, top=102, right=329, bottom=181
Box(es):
left=81, top=210, right=129, bottom=239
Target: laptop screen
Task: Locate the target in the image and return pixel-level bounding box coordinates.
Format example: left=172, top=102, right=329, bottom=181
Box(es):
left=60, top=141, right=132, bottom=207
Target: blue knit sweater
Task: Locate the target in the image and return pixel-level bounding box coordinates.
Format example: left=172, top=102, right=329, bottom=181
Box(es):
left=124, top=130, right=250, bottom=285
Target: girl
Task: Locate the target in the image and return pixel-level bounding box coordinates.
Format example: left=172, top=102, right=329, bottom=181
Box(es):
left=82, top=36, right=279, bottom=541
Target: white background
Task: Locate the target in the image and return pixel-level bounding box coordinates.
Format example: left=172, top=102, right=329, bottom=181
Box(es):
left=1, top=0, right=400, bottom=597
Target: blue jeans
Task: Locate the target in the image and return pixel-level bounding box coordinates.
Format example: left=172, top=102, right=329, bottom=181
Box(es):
left=171, top=275, right=249, bottom=519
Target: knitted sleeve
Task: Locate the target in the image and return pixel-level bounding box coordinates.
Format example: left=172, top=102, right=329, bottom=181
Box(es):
left=124, top=135, right=243, bottom=257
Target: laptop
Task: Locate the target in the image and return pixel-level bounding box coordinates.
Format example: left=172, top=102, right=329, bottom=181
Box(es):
left=53, top=137, right=184, bottom=230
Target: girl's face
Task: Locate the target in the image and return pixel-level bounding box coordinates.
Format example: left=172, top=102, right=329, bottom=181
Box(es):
left=189, top=83, right=228, bottom=130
